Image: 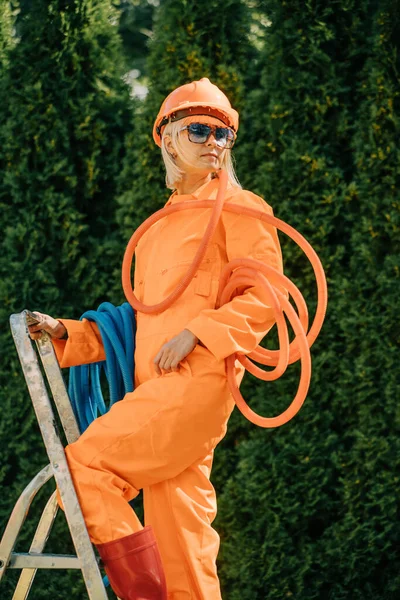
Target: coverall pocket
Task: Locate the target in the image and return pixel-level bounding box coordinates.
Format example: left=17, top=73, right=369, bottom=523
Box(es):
left=187, top=343, right=222, bottom=375
left=178, top=357, right=192, bottom=377
left=159, top=254, right=216, bottom=299
left=161, top=356, right=193, bottom=378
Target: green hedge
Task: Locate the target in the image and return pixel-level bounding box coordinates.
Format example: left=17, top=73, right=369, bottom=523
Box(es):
left=0, top=1, right=132, bottom=597
left=216, top=1, right=400, bottom=598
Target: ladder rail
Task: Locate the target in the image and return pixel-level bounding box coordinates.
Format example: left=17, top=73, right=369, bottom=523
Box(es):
left=34, top=334, right=81, bottom=445
left=12, top=490, right=58, bottom=600
left=0, top=465, right=53, bottom=583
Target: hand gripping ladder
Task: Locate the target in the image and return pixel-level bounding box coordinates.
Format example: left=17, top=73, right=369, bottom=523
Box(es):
left=0, top=310, right=109, bottom=599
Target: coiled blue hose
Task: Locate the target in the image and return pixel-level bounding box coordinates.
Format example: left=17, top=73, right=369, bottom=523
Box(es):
left=68, top=301, right=136, bottom=434
left=68, top=302, right=136, bottom=588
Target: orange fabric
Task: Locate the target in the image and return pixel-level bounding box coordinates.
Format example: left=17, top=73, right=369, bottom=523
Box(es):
left=52, top=177, right=286, bottom=599
left=52, top=318, right=105, bottom=367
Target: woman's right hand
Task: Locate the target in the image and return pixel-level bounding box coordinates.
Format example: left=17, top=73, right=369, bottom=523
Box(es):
left=28, top=311, right=67, bottom=341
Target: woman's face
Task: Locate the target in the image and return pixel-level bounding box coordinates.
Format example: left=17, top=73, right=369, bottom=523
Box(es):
left=168, top=115, right=229, bottom=176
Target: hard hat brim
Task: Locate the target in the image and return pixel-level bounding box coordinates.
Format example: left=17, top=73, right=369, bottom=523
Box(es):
left=153, top=102, right=239, bottom=147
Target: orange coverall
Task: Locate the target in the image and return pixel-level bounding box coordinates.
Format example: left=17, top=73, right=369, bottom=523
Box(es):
left=52, top=175, right=286, bottom=600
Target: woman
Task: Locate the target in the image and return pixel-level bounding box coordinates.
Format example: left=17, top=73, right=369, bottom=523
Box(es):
left=28, top=78, right=286, bottom=600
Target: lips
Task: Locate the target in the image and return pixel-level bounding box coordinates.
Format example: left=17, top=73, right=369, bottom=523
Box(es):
left=202, top=153, right=218, bottom=158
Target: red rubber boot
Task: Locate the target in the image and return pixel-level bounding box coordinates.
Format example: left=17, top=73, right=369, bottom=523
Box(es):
left=96, top=526, right=168, bottom=600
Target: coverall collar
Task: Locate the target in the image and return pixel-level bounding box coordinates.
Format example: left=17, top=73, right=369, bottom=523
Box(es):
left=166, top=175, right=229, bottom=206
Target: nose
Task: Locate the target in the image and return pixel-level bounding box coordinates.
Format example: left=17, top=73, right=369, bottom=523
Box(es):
left=206, top=133, right=218, bottom=147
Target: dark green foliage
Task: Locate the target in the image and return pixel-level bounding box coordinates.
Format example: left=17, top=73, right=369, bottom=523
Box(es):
left=113, top=0, right=156, bottom=76
left=0, top=1, right=16, bottom=68
left=0, top=1, right=132, bottom=597
left=216, top=1, right=400, bottom=598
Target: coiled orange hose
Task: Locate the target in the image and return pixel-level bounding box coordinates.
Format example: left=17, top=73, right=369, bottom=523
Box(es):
left=122, top=170, right=328, bottom=428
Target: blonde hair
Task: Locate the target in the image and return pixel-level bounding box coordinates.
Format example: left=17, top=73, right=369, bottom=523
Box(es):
left=160, top=116, right=242, bottom=191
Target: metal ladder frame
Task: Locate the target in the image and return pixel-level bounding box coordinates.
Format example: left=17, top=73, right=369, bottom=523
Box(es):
left=0, top=311, right=109, bottom=599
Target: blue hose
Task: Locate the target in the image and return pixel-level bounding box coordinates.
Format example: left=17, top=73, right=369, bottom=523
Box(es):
left=68, top=301, right=136, bottom=434
left=68, top=302, right=136, bottom=588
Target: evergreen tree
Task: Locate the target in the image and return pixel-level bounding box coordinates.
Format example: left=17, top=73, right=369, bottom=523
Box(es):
left=322, top=1, right=400, bottom=596
left=0, top=0, right=17, bottom=69
left=115, top=0, right=157, bottom=77
left=0, top=1, right=132, bottom=597
left=217, top=1, right=400, bottom=598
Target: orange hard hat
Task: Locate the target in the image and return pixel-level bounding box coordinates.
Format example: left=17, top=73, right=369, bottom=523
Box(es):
left=153, top=77, right=239, bottom=147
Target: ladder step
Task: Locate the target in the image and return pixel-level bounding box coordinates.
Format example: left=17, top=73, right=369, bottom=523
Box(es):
left=8, top=553, right=81, bottom=569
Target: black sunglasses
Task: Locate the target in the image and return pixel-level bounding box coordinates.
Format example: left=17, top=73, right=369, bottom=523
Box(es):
left=179, top=122, right=236, bottom=149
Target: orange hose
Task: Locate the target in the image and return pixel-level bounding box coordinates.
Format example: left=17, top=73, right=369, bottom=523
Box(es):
left=122, top=170, right=328, bottom=428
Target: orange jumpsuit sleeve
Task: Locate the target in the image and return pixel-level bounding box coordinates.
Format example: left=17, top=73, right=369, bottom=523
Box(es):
left=185, top=192, right=288, bottom=361
left=51, top=318, right=106, bottom=368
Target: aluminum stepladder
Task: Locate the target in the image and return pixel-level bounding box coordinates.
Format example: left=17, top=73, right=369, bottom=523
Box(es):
left=0, top=310, right=109, bottom=599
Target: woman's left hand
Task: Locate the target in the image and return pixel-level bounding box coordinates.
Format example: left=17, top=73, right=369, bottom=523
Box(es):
left=153, top=329, right=199, bottom=375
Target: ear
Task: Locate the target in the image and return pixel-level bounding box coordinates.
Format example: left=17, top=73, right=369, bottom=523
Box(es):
left=164, top=135, right=177, bottom=159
